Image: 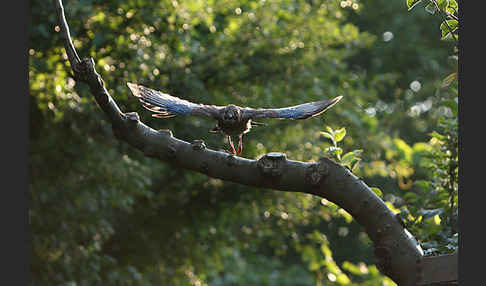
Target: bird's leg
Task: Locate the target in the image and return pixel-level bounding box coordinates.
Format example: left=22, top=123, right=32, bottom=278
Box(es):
left=236, top=135, right=243, bottom=155
left=227, top=136, right=236, bottom=154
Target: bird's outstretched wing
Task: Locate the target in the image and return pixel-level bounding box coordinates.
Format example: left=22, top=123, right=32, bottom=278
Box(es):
left=127, top=82, right=223, bottom=119
left=241, top=96, right=343, bottom=120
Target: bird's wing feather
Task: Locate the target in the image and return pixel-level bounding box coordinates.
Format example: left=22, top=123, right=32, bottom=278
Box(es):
left=127, top=82, right=223, bottom=119
left=241, top=96, right=343, bottom=120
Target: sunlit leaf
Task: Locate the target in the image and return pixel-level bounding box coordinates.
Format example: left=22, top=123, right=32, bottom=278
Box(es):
left=447, top=0, right=458, bottom=14
left=440, top=20, right=458, bottom=40
left=351, top=160, right=361, bottom=172
left=407, top=0, right=422, bottom=11
left=336, top=273, right=351, bottom=284
left=320, top=131, right=334, bottom=141
left=437, top=0, right=449, bottom=11
left=442, top=72, right=457, bottom=87
left=334, top=128, right=346, bottom=142
left=326, top=146, right=343, bottom=158
left=341, top=151, right=355, bottom=165
left=370, top=187, right=383, bottom=198
left=428, top=131, right=446, bottom=141
left=326, top=125, right=335, bottom=132
left=433, top=214, right=441, bottom=225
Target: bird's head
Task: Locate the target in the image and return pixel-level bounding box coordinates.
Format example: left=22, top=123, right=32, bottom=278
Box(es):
left=222, top=105, right=241, bottom=123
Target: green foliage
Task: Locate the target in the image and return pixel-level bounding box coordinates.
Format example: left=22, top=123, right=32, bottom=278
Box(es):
left=322, top=126, right=362, bottom=171
left=407, top=0, right=459, bottom=41
left=403, top=0, right=459, bottom=256
left=406, top=0, right=423, bottom=11
left=30, top=0, right=457, bottom=284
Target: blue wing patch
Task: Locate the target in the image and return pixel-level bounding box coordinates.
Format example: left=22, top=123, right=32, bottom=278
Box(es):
left=242, top=96, right=343, bottom=120
left=128, top=82, right=199, bottom=118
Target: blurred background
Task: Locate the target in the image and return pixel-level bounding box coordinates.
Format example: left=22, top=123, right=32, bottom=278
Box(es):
left=29, top=0, right=458, bottom=285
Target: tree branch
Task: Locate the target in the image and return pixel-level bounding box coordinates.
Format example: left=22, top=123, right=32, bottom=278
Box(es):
left=52, top=0, right=424, bottom=284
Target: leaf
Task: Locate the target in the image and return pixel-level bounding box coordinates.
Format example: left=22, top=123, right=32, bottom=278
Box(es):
left=326, top=126, right=334, bottom=134
left=414, top=180, right=431, bottom=191
left=447, top=0, right=458, bottom=14
left=425, top=2, right=437, bottom=14
left=437, top=0, right=449, bottom=11
left=326, top=146, right=343, bottom=156
left=334, top=128, right=346, bottom=142
left=320, top=131, right=334, bottom=141
left=341, top=152, right=355, bottom=165
left=370, top=187, right=383, bottom=198
left=326, top=146, right=343, bottom=160
left=440, top=20, right=458, bottom=40
left=433, top=214, right=441, bottom=225
left=428, top=131, right=445, bottom=141
left=442, top=72, right=457, bottom=87
left=341, top=150, right=363, bottom=166
left=407, top=0, right=422, bottom=11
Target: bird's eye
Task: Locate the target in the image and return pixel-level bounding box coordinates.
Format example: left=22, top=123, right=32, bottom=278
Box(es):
left=225, top=113, right=233, bottom=120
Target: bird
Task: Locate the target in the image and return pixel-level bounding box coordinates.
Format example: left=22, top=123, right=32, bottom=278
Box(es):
left=127, top=82, right=343, bottom=155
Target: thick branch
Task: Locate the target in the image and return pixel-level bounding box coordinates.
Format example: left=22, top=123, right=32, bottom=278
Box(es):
left=53, top=0, right=424, bottom=285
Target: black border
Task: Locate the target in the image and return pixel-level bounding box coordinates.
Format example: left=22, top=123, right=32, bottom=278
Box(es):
left=7, top=0, right=29, bottom=284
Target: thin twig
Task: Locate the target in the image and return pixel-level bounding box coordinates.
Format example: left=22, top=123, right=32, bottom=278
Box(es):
left=53, top=0, right=81, bottom=68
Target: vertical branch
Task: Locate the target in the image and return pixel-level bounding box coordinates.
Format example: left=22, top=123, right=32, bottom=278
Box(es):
left=52, top=0, right=81, bottom=70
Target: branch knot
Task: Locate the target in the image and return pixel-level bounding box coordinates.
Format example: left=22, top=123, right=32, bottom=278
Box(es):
left=305, top=158, right=329, bottom=186
left=257, top=152, right=287, bottom=177
left=191, top=140, right=206, bottom=151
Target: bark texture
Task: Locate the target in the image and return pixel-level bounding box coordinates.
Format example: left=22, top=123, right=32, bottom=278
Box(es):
left=53, top=0, right=425, bottom=284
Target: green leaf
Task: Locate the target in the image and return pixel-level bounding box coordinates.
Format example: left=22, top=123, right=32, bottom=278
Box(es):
left=442, top=72, right=457, bottom=87
left=447, top=0, right=458, bottom=14
left=370, top=187, right=383, bottom=198
left=326, top=146, right=342, bottom=155
left=437, top=0, right=449, bottom=11
left=320, top=131, right=334, bottom=141
left=325, top=126, right=334, bottom=134
left=334, top=128, right=346, bottom=142
left=341, top=152, right=355, bottom=165
left=441, top=20, right=458, bottom=40
left=425, top=2, right=437, bottom=14
left=351, top=160, right=361, bottom=172
left=428, top=131, right=446, bottom=140
left=407, top=0, right=422, bottom=11
left=414, top=179, right=430, bottom=191
left=326, top=146, right=343, bottom=160
left=341, top=150, right=363, bottom=166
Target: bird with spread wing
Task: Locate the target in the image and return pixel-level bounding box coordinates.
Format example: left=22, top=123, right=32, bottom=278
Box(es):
left=127, top=82, right=343, bottom=155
